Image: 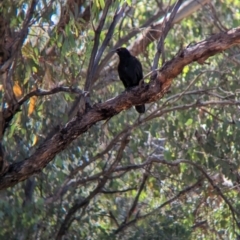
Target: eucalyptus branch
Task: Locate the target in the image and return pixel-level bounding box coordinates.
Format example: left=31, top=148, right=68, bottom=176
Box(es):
left=124, top=164, right=152, bottom=223
left=152, top=0, right=183, bottom=70
left=1, top=26, right=240, bottom=190
left=18, top=86, right=84, bottom=106
left=56, top=131, right=129, bottom=239
left=45, top=130, right=132, bottom=204
left=109, top=211, right=120, bottom=227
left=0, top=86, right=85, bottom=139
left=145, top=99, right=240, bottom=122
left=46, top=90, right=240, bottom=203
left=101, top=187, right=137, bottom=194
left=84, top=0, right=112, bottom=91
left=113, top=154, right=240, bottom=228
left=161, top=70, right=214, bottom=107
left=94, top=4, right=127, bottom=72
left=114, top=176, right=203, bottom=234
left=147, top=157, right=240, bottom=227
left=98, top=0, right=210, bottom=81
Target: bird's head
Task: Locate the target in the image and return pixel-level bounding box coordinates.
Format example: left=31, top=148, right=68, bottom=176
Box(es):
left=115, top=47, right=131, bottom=58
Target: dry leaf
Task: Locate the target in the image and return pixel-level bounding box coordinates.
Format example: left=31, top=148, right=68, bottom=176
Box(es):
left=32, top=134, right=38, bottom=146
left=13, top=81, right=23, bottom=98
left=28, top=96, right=37, bottom=116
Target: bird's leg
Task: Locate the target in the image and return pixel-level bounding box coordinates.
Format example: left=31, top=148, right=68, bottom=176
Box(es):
left=125, top=86, right=134, bottom=91
left=137, top=113, right=141, bottom=122
left=139, top=79, right=145, bottom=87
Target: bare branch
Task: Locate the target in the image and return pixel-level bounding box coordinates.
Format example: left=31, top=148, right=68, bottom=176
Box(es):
left=113, top=154, right=240, bottom=229
left=94, top=4, right=127, bottom=72
left=129, top=0, right=210, bottom=56
left=18, top=86, right=84, bottom=106
left=101, top=187, right=137, bottom=194
left=56, top=131, right=129, bottom=239
left=109, top=211, right=120, bottom=227
left=84, top=0, right=112, bottom=91
left=146, top=99, right=240, bottom=123
left=45, top=129, right=132, bottom=204
left=124, top=164, right=151, bottom=223
left=0, top=86, right=85, bottom=139
left=114, top=176, right=204, bottom=234
left=146, top=157, right=240, bottom=227
left=152, top=0, right=183, bottom=71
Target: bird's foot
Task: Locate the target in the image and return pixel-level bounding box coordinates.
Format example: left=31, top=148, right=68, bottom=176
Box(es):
left=139, top=79, right=145, bottom=87
left=125, top=87, right=134, bottom=91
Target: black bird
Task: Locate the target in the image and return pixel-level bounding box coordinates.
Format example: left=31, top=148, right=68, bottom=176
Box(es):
left=115, top=47, right=145, bottom=114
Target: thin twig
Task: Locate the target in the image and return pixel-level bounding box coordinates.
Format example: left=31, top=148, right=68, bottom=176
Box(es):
left=124, top=164, right=152, bottom=223
left=114, top=176, right=203, bottom=234
left=55, top=132, right=130, bottom=239
left=112, top=155, right=240, bottom=229
left=145, top=99, right=240, bottom=123
left=18, top=86, right=84, bottom=106
left=101, top=187, right=136, bottom=194
left=109, top=211, right=120, bottom=227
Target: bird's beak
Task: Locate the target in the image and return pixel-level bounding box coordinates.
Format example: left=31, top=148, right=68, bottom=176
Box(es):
left=110, top=49, right=117, bottom=53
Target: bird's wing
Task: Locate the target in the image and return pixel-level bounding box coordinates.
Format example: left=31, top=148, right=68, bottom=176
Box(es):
left=133, top=57, right=143, bottom=82
left=118, top=56, right=143, bottom=88
left=118, top=64, right=131, bottom=88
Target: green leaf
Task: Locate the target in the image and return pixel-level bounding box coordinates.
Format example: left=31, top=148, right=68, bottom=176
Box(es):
left=98, top=0, right=105, bottom=9
left=32, top=66, right=37, bottom=73
left=185, top=119, right=193, bottom=126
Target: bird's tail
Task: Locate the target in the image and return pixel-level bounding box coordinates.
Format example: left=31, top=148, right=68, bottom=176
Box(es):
left=135, top=104, right=145, bottom=114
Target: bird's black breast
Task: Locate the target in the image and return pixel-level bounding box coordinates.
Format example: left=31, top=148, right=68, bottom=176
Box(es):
left=118, top=56, right=143, bottom=89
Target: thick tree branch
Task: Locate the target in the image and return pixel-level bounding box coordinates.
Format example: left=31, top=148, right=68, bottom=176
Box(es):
left=0, top=0, right=37, bottom=175
left=0, top=27, right=240, bottom=190
left=46, top=67, right=240, bottom=203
